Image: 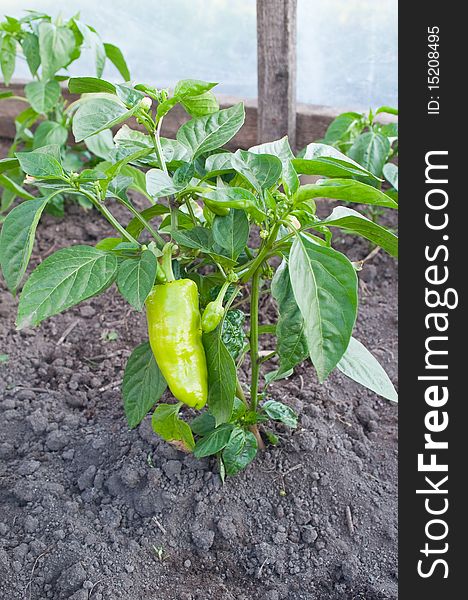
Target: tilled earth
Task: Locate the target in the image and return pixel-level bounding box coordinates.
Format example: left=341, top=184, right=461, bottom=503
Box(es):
left=0, top=172, right=398, bottom=599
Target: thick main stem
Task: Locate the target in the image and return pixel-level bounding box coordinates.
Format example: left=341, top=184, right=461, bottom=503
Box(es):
left=236, top=378, right=265, bottom=451
left=249, top=269, right=261, bottom=412
left=151, top=118, right=178, bottom=231
left=240, top=222, right=280, bottom=283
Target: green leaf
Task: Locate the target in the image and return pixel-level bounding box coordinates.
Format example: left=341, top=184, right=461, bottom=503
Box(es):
left=146, top=169, right=184, bottom=198
left=383, top=163, right=398, bottom=191
left=249, top=136, right=299, bottom=195
left=348, top=132, right=390, bottom=178
left=0, top=174, right=35, bottom=200
left=103, top=148, right=153, bottom=186
left=293, top=143, right=379, bottom=181
left=337, top=337, right=398, bottom=402
left=24, top=80, right=61, bottom=114
left=125, top=205, right=169, bottom=239
left=177, top=103, right=245, bottom=159
left=171, top=227, right=213, bottom=251
left=263, top=400, right=298, bottom=428
left=16, top=145, right=64, bottom=179
left=203, top=326, right=237, bottom=425
left=84, top=129, right=115, bottom=160
left=117, top=249, right=157, bottom=311
left=202, top=187, right=266, bottom=223
left=212, top=209, right=249, bottom=260
left=123, top=342, right=167, bottom=428
left=376, top=122, right=398, bottom=139
left=296, top=179, right=398, bottom=209
left=222, top=428, right=257, bottom=475
left=289, top=234, right=358, bottom=382
left=221, top=308, right=246, bottom=360
left=93, top=32, right=106, bottom=77
left=152, top=403, right=195, bottom=451
left=72, top=96, right=137, bottom=142
left=104, top=43, right=131, bottom=80
left=0, top=167, right=29, bottom=211
left=17, top=245, right=118, bottom=329
left=114, top=124, right=152, bottom=150
left=21, top=32, right=40, bottom=75
left=68, top=76, right=116, bottom=95
left=232, top=150, right=282, bottom=193
left=120, top=165, right=152, bottom=200
left=182, top=91, right=219, bottom=117
left=115, top=83, right=145, bottom=107
left=1, top=34, right=16, bottom=85
left=38, top=21, right=76, bottom=79
left=174, top=79, right=217, bottom=97
left=322, top=112, right=362, bottom=146
left=190, top=412, right=216, bottom=436
left=319, top=206, right=398, bottom=257
left=33, top=121, right=68, bottom=149
left=271, top=260, right=308, bottom=375
left=264, top=368, right=293, bottom=386
left=193, top=423, right=233, bottom=458
left=0, top=157, right=19, bottom=174
left=95, top=237, right=122, bottom=251
left=375, top=105, right=398, bottom=116
left=0, top=195, right=51, bottom=293
left=44, top=193, right=65, bottom=217
left=161, top=138, right=191, bottom=165
left=203, top=152, right=234, bottom=177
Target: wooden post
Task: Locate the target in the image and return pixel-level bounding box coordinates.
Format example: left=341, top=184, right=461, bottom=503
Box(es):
left=257, top=0, right=297, bottom=148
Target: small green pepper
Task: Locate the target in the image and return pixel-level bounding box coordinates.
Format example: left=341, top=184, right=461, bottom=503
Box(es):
left=201, top=300, right=225, bottom=333
left=201, top=280, right=232, bottom=333
left=203, top=199, right=230, bottom=216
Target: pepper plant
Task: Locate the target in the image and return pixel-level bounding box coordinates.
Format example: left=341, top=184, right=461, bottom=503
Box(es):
left=0, top=76, right=398, bottom=476
left=0, top=10, right=130, bottom=215
left=319, top=106, right=398, bottom=222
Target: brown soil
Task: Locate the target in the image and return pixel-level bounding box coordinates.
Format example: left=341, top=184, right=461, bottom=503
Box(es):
left=0, top=140, right=398, bottom=600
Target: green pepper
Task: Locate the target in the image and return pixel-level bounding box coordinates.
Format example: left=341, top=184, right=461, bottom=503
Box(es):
left=202, top=279, right=237, bottom=333
left=146, top=279, right=208, bottom=409
left=201, top=300, right=225, bottom=333
left=203, top=199, right=230, bottom=216
left=146, top=247, right=208, bottom=410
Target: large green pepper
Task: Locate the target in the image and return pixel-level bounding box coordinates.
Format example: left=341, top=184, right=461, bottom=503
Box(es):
left=146, top=279, right=208, bottom=409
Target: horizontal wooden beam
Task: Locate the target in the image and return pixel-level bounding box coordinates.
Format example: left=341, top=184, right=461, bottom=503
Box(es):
left=0, top=81, right=381, bottom=151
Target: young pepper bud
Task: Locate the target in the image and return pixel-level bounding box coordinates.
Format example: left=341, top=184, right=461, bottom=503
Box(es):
left=139, top=97, right=152, bottom=111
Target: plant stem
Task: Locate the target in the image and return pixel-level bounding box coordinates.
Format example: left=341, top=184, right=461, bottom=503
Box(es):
left=259, top=350, right=277, bottom=364
left=240, top=222, right=280, bottom=283
left=235, top=378, right=249, bottom=408
left=151, top=118, right=178, bottom=231
left=75, top=190, right=140, bottom=245
left=161, top=243, right=175, bottom=282
left=115, top=197, right=165, bottom=247
left=151, top=120, right=168, bottom=174
left=249, top=269, right=261, bottom=412
left=237, top=377, right=265, bottom=450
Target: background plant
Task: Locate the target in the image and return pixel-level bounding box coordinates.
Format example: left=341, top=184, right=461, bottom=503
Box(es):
left=319, top=106, right=398, bottom=221
left=0, top=10, right=130, bottom=216
left=0, top=75, right=398, bottom=477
